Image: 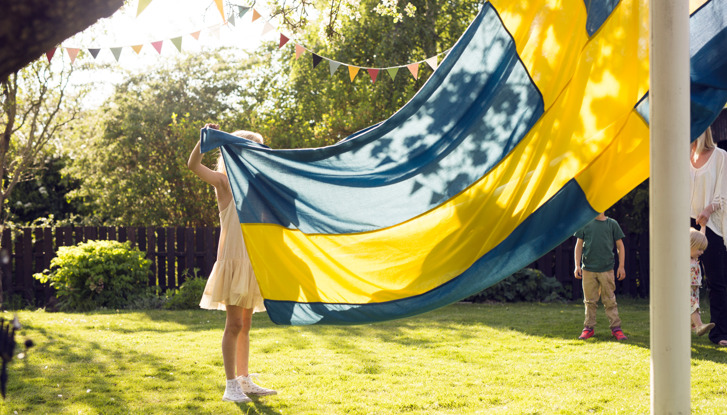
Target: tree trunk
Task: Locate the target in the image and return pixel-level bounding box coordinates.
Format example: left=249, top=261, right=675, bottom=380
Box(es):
left=0, top=0, right=124, bottom=82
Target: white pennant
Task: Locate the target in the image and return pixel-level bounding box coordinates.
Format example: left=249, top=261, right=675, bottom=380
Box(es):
left=425, top=56, right=439, bottom=70
left=262, top=21, right=275, bottom=35
left=328, top=60, right=341, bottom=76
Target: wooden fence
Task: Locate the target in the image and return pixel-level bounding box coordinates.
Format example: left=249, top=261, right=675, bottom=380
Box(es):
left=0, top=226, right=220, bottom=306
left=0, top=226, right=649, bottom=307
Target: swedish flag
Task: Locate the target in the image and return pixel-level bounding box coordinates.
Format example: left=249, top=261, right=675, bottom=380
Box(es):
left=202, top=0, right=727, bottom=325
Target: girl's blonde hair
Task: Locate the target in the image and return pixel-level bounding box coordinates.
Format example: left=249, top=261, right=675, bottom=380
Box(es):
left=695, top=128, right=716, bottom=155
left=690, top=227, right=708, bottom=251
left=215, top=130, right=265, bottom=173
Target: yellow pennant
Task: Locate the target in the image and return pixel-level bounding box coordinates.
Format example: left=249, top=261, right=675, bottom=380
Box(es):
left=348, top=66, right=360, bottom=82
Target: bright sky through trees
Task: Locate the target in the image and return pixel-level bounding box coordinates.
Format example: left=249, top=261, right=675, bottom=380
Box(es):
left=59, top=0, right=276, bottom=106
left=65, top=0, right=273, bottom=66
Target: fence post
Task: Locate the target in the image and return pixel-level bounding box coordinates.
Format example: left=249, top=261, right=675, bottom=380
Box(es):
left=84, top=226, right=97, bottom=241
left=1, top=228, right=12, bottom=304
left=156, top=227, right=166, bottom=290
left=166, top=228, right=175, bottom=290
left=146, top=227, right=156, bottom=286
left=183, top=228, right=195, bottom=285
left=39, top=228, right=53, bottom=305
left=20, top=229, right=33, bottom=301
left=73, top=227, right=84, bottom=245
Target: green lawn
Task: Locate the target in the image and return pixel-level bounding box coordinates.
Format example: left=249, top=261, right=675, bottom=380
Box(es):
left=2, top=300, right=727, bottom=414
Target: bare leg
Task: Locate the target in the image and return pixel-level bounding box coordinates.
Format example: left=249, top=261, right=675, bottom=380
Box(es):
left=693, top=309, right=716, bottom=337
left=222, top=305, right=245, bottom=380
left=692, top=310, right=704, bottom=328
left=236, top=308, right=253, bottom=377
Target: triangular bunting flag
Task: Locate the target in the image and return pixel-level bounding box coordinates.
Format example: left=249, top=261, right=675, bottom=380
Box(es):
left=214, top=0, right=225, bottom=21
left=88, top=48, right=101, bottom=59
left=210, top=25, right=221, bottom=39
left=279, top=34, right=290, bottom=49
left=132, top=44, right=143, bottom=54
left=45, top=48, right=56, bottom=63
left=252, top=9, right=261, bottom=22
left=110, top=47, right=123, bottom=61
left=262, top=22, right=275, bottom=35
left=407, top=63, right=419, bottom=79
left=237, top=6, right=250, bottom=18
left=329, top=60, right=341, bottom=76
left=367, top=68, right=379, bottom=83
left=387, top=67, right=399, bottom=80
left=425, top=56, right=439, bottom=70
left=66, top=48, right=80, bottom=64
left=190, top=31, right=201, bottom=40
left=151, top=41, right=163, bottom=54
left=137, top=0, right=153, bottom=16
left=295, top=44, right=305, bottom=59
left=348, top=66, right=360, bottom=82
left=312, top=54, right=323, bottom=68
left=228, top=13, right=236, bottom=27
left=171, top=37, right=183, bottom=52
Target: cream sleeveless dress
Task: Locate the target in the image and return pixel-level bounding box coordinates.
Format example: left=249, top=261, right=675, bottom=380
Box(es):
left=199, top=201, right=266, bottom=312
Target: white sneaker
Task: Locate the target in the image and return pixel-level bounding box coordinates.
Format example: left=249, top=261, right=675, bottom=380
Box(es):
left=237, top=374, right=277, bottom=396
left=222, top=379, right=252, bottom=402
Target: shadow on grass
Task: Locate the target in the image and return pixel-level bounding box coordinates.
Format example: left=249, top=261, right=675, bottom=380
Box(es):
left=239, top=398, right=283, bottom=415
left=280, top=299, right=727, bottom=367
left=9, top=321, right=283, bottom=415
left=9, top=324, right=137, bottom=414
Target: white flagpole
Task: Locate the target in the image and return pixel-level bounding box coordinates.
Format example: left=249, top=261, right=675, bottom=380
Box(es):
left=649, top=0, right=691, bottom=413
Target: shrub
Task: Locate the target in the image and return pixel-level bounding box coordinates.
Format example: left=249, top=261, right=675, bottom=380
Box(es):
left=34, top=240, right=151, bottom=311
left=125, top=286, right=167, bottom=310
left=465, top=268, right=569, bottom=303
left=164, top=269, right=207, bottom=310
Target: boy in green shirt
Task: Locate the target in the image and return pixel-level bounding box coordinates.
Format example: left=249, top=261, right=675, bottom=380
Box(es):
left=574, top=213, right=627, bottom=340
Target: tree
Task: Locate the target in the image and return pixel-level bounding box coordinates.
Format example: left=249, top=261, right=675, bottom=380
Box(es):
left=65, top=49, right=254, bottom=227
left=0, top=0, right=123, bottom=82
left=0, top=59, right=86, bottom=224
left=233, top=0, right=481, bottom=148
left=5, top=155, right=82, bottom=224
left=62, top=1, right=482, bottom=225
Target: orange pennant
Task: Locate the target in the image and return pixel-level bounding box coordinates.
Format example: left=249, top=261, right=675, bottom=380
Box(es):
left=214, top=0, right=225, bottom=21
left=348, top=66, right=360, bottom=82
left=367, top=68, right=379, bottom=83
left=190, top=31, right=201, bottom=40
left=151, top=41, right=163, bottom=54
left=295, top=44, right=305, bottom=59
left=66, top=48, right=80, bottom=64
left=407, top=63, right=419, bottom=79
left=132, top=44, right=144, bottom=54
left=252, top=9, right=261, bottom=22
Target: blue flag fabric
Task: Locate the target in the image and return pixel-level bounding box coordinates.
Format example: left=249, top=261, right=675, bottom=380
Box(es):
left=202, top=0, right=727, bottom=325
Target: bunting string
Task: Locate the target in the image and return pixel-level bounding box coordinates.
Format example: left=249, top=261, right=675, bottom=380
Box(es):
left=48, top=1, right=450, bottom=83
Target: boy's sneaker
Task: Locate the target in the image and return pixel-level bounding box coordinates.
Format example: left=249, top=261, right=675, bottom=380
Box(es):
left=612, top=329, right=628, bottom=341
left=578, top=327, right=594, bottom=340
left=222, top=379, right=252, bottom=402
left=237, top=374, right=277, bottom=396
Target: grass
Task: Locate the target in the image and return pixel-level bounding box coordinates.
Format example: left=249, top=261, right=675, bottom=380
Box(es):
left=1, top=299, right=727, bottom=414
